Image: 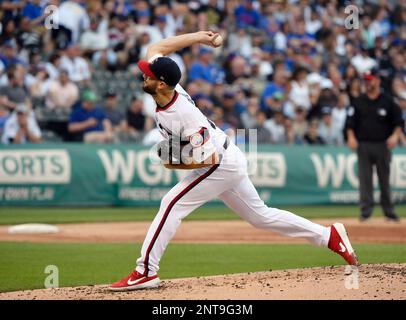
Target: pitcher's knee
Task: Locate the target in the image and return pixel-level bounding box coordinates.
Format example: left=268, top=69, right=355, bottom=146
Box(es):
left=244, top=206, right=281, bottom=228
left=245, top=211, right=269, bottom=228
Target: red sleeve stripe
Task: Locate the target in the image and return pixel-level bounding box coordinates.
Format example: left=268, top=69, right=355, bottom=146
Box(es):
left=198, top=127, right=210, bottom=145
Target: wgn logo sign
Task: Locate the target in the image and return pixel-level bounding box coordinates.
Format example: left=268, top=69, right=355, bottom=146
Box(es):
left=0, top=150, right=71, bottom=184
left=310, top=153, right=406, bottom=189
left=97, top=149, right=286, bottom=188
left=97, top=149, right=188, bottom=185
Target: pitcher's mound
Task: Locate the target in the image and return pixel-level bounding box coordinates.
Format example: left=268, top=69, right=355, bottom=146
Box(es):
left=1, top=263, right=404, bottom=300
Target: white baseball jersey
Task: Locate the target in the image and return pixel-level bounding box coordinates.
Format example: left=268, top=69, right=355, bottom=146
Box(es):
left=135, top=55, right=331, bottom=277
left=154, top=83, right=228, bottom=163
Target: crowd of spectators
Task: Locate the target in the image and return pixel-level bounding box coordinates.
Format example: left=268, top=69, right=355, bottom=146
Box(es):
left=0, top=0, right=405, bottom=146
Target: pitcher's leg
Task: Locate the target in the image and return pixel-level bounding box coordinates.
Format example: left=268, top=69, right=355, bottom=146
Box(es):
left=136, top=165, right=232, bottom=276
left=218, top=175, right=330, bottom=247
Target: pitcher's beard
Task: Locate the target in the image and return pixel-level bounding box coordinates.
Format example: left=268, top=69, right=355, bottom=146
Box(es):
left=142, top=83, right=157, bottom=95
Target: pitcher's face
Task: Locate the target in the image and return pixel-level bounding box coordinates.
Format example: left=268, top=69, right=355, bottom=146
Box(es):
left=142, top=74, right=159, bottom=95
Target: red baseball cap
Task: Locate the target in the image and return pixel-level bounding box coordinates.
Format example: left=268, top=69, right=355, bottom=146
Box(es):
left=137, top=57, right=181, bottom=86
left=137, top=60, right=156, bottom=79
left=363, top=67, right=379, bottom=81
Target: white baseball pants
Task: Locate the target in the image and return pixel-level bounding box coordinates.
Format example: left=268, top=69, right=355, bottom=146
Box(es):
left=136, top=143, right=331, bottom=276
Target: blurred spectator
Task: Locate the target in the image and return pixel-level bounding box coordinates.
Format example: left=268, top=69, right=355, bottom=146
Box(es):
left=284, top=117, right=294, bottom=144
left=60, top=44, right=91, bottom=83
left=261, top=65, right=288, bottom=112
left=80, top=15, right=109, bottom=53
left=2, top=103, right=41, bottom=144
left=0, top=105, right=9, bottom=137
left=234, top=0, right=262, bottom=30
left=305, top=9, right=322, bottom=36
left=292, top=106, right=308, bottom=144
left=227, top=28, right=253, bottom=58
left=351, top=45, right=377, bottom=75
left=332, top=92, right=350, bottom=132
left=318, top=106, right=344, bottom=145
left=193, top=93, right=215, bottom=117
left=288, top=66, right=311, bottom=111
left=188, top=47, right=223, bottom=84
left=22, top=0, right=43, bottom=22
left=360, top=15, right=376, bottom=49
left=57, top=0, right=90, bottom=45
left=250, top=48, right=273, bottom=83
left=101, top=90, right=126, bottom=132
left=264, top=110, right=286, bottom=144
left=265, top=91, right=285, bottom=119
left=197, top=0, right=226, bottom=28
left=224, top=55, right=249, bottom=85
left=0, top=40, right=24, bottom=69
left=126, top=96, right=154, bottom=140
left=28, top=67, right=50, bottom=99
left=369, top=7, right=392, bottom=38
left=0, top=1, right=26, bottom=22
left=210, top=107, right=233, bottom=134
left=16, top=16, right=42, bottom=56
left=254, top=111, right=272, bottom=144
left=46, top=69, right=79, bottom=110
left=307, top=78, right=337, bottom=120
left=0, top=19, right=17, bottom=46
left=304, top=119, right=325, bottom=145
left=343, top=64, right=359, bottom=85
left=348, top=77, right=362, bottom=102
left=273, top=21, right=288, bottom=51
left=220, top=90, right=242, bottom=129
left=108, top=13, right=131, bottom=50
left=392, top=76, right=406, bottom=101
left=155, top=15, right=175, bottom=39
left=44, top=53, right=62, bottom=80
left=134, top=7, right=163, bottom=45
left=0, top=66, right=29, bottom=111
left=241, top=96, right=260, bottom=129
left=68, top=90, right=112, bottom=143
left=287, top=19, right=316, bottom=51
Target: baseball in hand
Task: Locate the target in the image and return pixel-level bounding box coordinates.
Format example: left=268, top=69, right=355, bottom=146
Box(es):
left=211, top=34, right=223, bottom=47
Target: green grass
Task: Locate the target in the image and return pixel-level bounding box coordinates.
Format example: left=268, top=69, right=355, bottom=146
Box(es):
left=1, top=205, right=405, bottom=225
left=0, top=242, right=405, bottom=293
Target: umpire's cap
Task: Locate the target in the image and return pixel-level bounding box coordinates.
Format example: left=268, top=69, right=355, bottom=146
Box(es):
left=138, top=56, right=181, bottom=87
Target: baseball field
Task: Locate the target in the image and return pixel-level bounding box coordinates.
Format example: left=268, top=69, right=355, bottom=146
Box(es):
left=0, top=205, right=405, bottom=300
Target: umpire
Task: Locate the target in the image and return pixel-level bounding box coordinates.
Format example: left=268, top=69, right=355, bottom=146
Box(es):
left=346, top=67, right=403, bottom=222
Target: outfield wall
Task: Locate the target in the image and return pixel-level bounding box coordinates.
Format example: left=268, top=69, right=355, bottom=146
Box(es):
left=0, top=144, right=406, bottom=206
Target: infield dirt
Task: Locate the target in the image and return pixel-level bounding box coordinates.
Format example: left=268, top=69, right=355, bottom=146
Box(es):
left=0, top=264, right=404, bottom=300
left=1, top=217, right=405, bottom=299
left=0, top=218, right=404, bottom=244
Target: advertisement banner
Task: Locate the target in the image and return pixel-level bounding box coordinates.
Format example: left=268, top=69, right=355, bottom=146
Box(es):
left=1, top=144, right=405, bottom=206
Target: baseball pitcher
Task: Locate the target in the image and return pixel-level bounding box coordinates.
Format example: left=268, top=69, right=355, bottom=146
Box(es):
left=109, top=31, right=359, bottom=291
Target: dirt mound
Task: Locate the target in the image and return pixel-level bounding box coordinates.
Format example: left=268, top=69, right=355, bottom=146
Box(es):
left=1, top=264, right=404, bottom=300
left=0, top=218, right=404, bottom=244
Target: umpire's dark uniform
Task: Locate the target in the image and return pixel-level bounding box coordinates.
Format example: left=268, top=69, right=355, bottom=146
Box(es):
left=346, top=91, right=403, bottom=220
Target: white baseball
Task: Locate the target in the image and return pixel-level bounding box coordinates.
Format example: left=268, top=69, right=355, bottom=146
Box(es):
left=212, top=34, right=223, bottom=47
